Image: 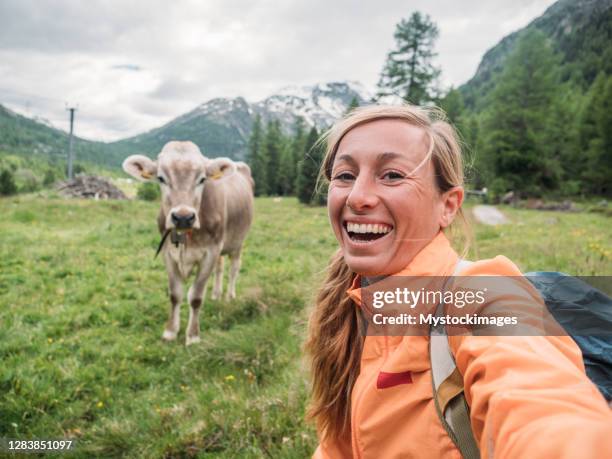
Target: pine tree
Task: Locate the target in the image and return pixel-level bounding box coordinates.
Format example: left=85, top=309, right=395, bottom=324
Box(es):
left=277, top=138, right=295, bottom=196
left=439, top=88, right=464, bottom=126
left=264, top=119, right=284, bottom=195
left=286, top=117, right=306, bottom=195
left=296, top=127, right=322, bottom=204
left=462, top=114, right=482, bottom=188
left=377, top=12, right=441, bottom=105
left=578, top=73, right=612, bottom=195
left=481, top=29, right=560, bottom=197
left=345, top=96, right=360, bottom=115
left=247, top=115, right=268, bottom=196
left=546, top=86, right=581, bottom=195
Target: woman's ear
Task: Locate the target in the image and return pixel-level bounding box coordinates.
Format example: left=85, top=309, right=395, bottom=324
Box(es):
left=439, top=186, right=464, bottom=228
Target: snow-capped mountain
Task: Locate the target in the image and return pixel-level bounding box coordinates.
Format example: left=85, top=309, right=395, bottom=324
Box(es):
left=110, top=81, right=374, bottom=162
left=253, top=81, right=373, bottom=131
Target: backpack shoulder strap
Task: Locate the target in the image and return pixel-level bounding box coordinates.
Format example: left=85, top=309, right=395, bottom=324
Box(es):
left=430, top=259, right=480, bottom=459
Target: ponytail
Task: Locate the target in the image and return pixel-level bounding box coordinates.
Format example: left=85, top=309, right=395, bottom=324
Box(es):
left=305, top=249, right=362, bottom=440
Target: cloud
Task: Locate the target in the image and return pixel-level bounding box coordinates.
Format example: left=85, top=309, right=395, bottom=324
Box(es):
left=111, top=64, right=142, bottom=72
left=0, top=0, right=558, bottom=141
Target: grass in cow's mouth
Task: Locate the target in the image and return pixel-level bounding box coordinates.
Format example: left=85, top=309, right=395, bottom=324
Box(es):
left=0, top=194, right=610, bottom=457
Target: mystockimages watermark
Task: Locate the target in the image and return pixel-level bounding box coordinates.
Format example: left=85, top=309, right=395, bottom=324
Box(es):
left=357, top=276, right=612, bottom=336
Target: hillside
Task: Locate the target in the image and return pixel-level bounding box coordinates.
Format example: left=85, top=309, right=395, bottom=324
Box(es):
left=0, top=104, right=112, bottom=167
left=460, top=0, right=612, bottom=108
left=0, top=81, right=371, bottom=169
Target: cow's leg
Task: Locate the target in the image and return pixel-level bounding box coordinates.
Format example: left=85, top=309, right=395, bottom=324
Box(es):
left=163, top=261, right=183, bottom=341
left=186, top=247, right=220, bottom=346
left=211, top=255, right=224, bottom=300
left=226, top=249, right=242, bottom=301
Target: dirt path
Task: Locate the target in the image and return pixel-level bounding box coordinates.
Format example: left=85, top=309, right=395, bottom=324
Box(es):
left=472, top=205, right=509, bottom=226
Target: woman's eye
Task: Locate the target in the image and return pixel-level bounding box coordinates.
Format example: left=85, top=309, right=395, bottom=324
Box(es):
left=381, top=171, right=405, bottom=180
left=157, top=176, right=166, bottom=184
left=333, top=172, right=355, bottom=181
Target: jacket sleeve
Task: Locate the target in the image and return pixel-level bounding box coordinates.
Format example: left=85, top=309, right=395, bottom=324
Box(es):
left=449, top=256, right=612, bottom=459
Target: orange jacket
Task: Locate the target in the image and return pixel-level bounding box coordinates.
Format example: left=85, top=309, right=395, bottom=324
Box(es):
left=314, top=232, right=612, bottom=459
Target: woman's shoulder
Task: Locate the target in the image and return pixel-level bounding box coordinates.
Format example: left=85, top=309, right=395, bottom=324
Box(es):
left=456, top=255, right=523, bottom=277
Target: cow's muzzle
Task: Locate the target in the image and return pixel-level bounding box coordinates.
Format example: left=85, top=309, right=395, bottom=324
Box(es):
left=171, top=211, right=196, bottom=229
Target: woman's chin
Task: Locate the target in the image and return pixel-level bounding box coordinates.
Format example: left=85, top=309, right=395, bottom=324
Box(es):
left=344, top=254, right=391, bottom=277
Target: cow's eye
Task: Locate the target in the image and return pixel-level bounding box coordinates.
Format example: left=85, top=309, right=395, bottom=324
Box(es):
left=197, top=177, right=206, bottom=185
left=157, top=176, right=166, bottom=184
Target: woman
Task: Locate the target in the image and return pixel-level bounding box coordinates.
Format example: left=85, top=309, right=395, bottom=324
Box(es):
left=306, top=105, right=612, bottom=458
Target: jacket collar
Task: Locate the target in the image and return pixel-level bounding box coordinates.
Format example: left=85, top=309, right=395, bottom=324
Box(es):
left=347, top=231, right=459, bottom=308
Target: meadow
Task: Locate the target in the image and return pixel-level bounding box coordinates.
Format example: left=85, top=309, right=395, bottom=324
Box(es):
left=0, top=195, right=610, bottom=458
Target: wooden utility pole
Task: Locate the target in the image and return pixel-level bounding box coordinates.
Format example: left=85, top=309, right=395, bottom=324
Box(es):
left=66, top=106, right=77, bottom=179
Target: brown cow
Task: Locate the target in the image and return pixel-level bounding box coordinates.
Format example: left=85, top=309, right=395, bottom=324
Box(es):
left=123, top=141, right=254, bottom=345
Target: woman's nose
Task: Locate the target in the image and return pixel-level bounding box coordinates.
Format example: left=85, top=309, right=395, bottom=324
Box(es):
left=346, top=175, right=378, bottom=211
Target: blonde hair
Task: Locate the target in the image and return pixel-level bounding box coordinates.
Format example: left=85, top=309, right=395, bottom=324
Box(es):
left=305, top=103, right=470, bottom=441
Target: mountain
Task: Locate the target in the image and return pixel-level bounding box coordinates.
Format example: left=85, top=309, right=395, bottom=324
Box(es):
left=460, top=0, right=612, bottom=108
left=0, top=104, right=112, bottom=167
left=108, top=81, right=372, bottom=164
left=0, top=81, right=372, bottom=169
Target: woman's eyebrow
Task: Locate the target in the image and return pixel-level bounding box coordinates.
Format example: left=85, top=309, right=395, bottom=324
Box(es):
left=376, top=151, right=402, bottom=163
left=334, top=154, right=357, bottom=166
left=375, top=151, right=417, bottom=168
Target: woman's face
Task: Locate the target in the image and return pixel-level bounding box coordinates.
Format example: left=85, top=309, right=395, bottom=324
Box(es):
left=327, top=119, right=450, bottom=276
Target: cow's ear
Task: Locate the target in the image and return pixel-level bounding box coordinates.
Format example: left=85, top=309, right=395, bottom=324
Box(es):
left=122, top=155, right=157, bottom=182
left=206, top=158, right=236, bottom=181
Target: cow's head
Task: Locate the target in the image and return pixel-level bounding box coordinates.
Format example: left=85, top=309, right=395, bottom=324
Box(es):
left=122, top=141, right=235, bottom=230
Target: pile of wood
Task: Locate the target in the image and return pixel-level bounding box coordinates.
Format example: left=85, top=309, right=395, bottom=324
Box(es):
left=57, top=175, right=127, bottom=200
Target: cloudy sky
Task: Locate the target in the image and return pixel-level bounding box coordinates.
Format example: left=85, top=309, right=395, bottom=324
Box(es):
left=0, top=0, right=557, bottom=141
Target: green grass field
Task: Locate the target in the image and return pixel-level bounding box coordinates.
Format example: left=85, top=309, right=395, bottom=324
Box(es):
left=0, top=196, right=610, bottom=458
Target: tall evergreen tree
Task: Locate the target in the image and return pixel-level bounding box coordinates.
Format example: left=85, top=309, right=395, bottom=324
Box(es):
left=289, top=117, right=307, bottom=195
left=247, top=115, right=268, bottom=196
left=545, top=85, right=581, bottom=195
left=296, top=127, right=322, bottom=204
left=377, top=12, right=441, bottom=105
left=264, top=119, right=284, bottom=195
left=481, top=29, right=560, bottom=196
left=577, top=73, right=612, bottom=195
left=277, top=138, right=295, bottom=196
left=439, top=87, right=464, bottom=126
left=345, top=96, right=360, bottom=115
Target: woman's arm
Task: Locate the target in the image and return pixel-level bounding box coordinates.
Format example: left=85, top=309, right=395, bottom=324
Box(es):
left=451, top=334, right=612, bottom=459
left=450, top=256, right=612, bottom=459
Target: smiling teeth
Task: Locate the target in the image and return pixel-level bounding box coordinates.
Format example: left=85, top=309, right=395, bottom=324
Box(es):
left=346, top=223, right=392, bottom=234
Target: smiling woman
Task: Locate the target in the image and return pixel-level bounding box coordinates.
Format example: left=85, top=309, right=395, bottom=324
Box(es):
left=326, top=116, right=464, bottom=277
left=305, top=104, right=612, bottom=459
